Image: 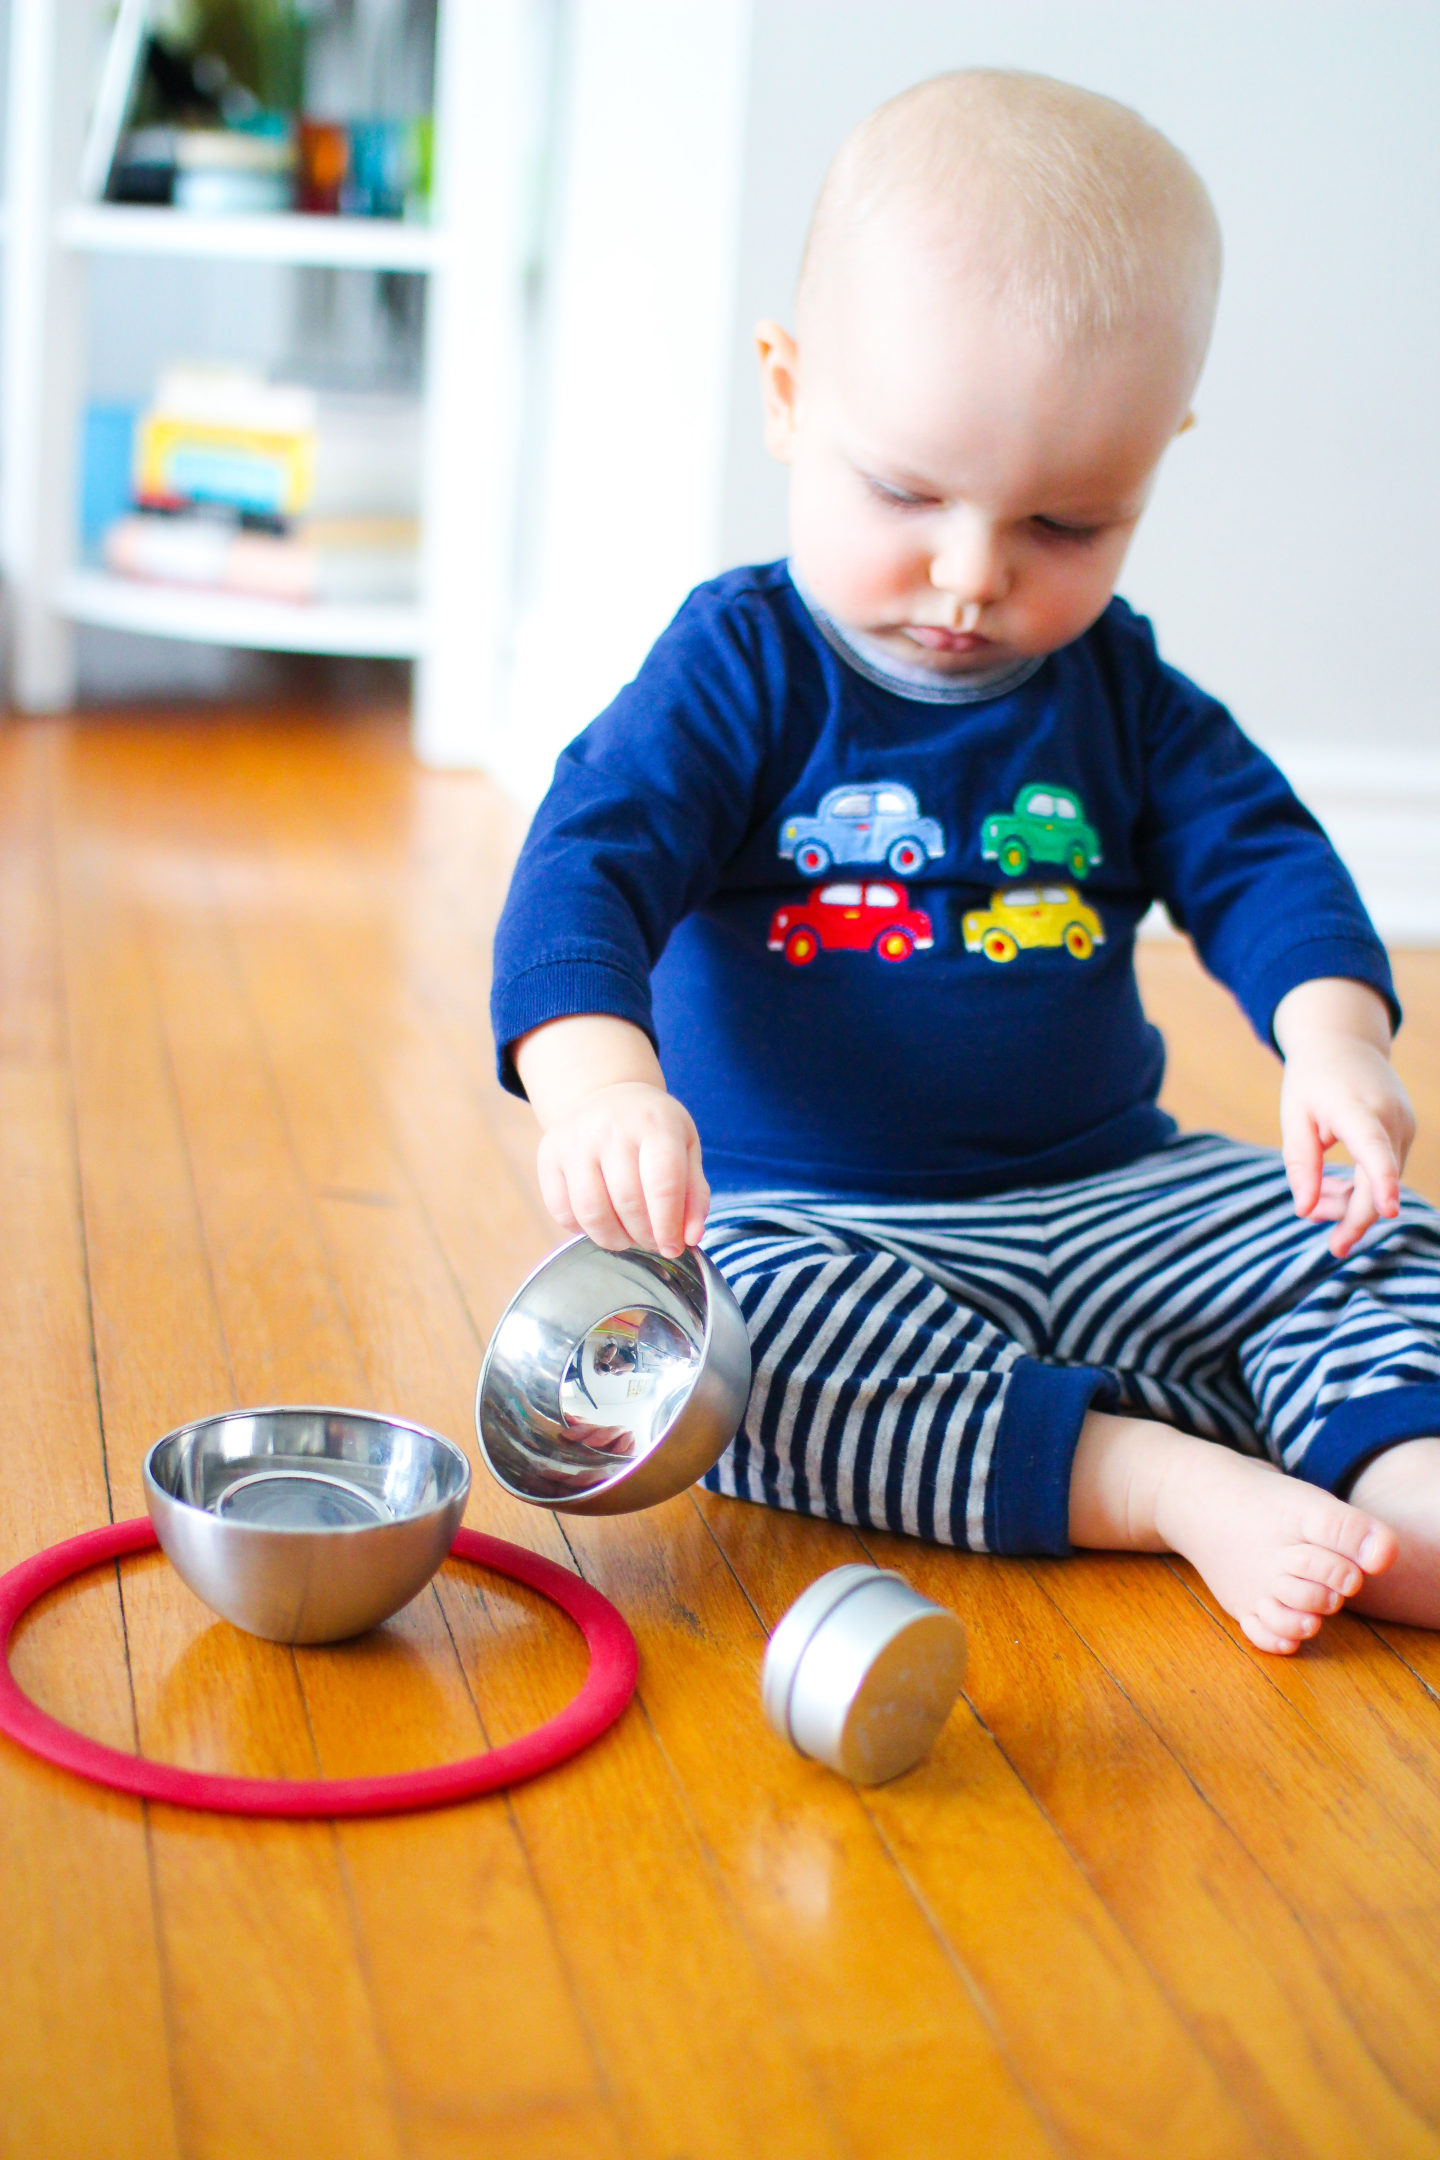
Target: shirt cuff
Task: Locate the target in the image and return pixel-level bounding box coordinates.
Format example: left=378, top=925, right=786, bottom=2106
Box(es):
left=491, top=957, right=655, bottom=1096
left=1237, top=932, right=1401, bottom=1048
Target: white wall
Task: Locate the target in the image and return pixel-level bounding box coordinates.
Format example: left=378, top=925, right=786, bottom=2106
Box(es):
left=721, top=0, right=1440, bottom=768
left=500, top=0, right=753, bottom=805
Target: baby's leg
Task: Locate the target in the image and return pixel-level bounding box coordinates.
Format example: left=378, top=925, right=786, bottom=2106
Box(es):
left=1346, top=1439, right=1440, bottom=1624
left=1068, top=1410, right=1397, bottom=1654
left=702, top=1200, right=1077, bottom=1551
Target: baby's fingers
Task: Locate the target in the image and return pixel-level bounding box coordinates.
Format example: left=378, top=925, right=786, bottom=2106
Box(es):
left=1328, top=1161, right=1380, bottom=1260
left=1280, top=1099, right=1325, bottom=1219
left=566, top=1146, right=637, bottom=1252
left=682, top=1135, right=711, bottom=1249
left=1306, top=1171, right=1353, bottom=1223
left=1332, top=1107, right=1402, bottom=1226
left=536, top=1142, right=582, bottom=1235
left=637, top=1129, right=692, bottom=1258
left=597, top=1130, right=668, bottom=1252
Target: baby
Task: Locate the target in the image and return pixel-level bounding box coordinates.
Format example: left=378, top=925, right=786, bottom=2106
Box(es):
left=492, top=70, right=1440, bottom=1654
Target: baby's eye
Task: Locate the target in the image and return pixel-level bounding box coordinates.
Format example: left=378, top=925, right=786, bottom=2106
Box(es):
left=863, top=475, right=938, bottom=511
left=1031, top=516, right=1103, bottom=545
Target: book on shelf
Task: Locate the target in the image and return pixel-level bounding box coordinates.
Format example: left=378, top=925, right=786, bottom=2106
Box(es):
left=131, top=365, right=420, bottom=520
left=111, top=123, right=296, bottom=213
left=136, top=368, right=317, bottom=517
left=93, top=364, right=423, bottom=608
left=103, top=511, right=420, bottom=605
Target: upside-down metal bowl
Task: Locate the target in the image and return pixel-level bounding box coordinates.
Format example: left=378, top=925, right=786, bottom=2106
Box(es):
left=143, top=1407, right=471, bottom=1644
left=476, top=1239, right=752, bottom=1514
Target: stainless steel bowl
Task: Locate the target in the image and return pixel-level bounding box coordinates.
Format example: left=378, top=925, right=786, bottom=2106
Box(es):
left=143, top=1407, right=472, bottom=1644
left=476, top=1239, right=751, bottom=1514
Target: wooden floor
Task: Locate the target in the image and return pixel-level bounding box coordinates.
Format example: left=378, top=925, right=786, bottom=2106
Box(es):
left=4, top=707, right=1440, bottom=2160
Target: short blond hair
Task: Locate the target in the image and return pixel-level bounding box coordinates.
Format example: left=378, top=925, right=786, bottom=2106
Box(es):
left=800, top=70, right=1221, bottom=366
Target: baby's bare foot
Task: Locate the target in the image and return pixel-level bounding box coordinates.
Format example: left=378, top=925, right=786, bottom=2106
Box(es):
left=1152, top=1438, right=1397, bottom=1654
left=1347, top=1437, right=1440, bottom=1626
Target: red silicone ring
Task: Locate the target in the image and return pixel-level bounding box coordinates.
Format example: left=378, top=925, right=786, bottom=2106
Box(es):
left=0, top=1520, right=637, bottom=1817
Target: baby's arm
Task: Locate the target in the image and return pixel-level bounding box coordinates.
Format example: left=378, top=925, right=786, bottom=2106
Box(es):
left=1273, top=977, right=1416, bottom=1259
left=514, top=1015, right=710, bottom=1260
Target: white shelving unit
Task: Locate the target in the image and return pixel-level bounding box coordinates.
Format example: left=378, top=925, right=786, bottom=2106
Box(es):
left=58, top=565, right=427, bottom=656
left=58, top=201, right=449, bottom=270
left=0, top=0, right=538, bottom=767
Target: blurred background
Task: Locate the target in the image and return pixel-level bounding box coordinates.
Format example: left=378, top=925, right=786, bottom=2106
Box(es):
left=0, top=1, right=1436, bottom=933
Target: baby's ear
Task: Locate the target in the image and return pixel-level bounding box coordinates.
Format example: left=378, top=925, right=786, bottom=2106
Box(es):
left=755, top=320, right=799, bottom=462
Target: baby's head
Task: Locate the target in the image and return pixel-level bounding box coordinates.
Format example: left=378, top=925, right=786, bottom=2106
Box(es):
left=758, top=70, right=1221, bottom=676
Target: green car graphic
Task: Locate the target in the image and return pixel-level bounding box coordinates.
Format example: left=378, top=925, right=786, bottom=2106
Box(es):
left=981, top=783, right=1102, bottom=880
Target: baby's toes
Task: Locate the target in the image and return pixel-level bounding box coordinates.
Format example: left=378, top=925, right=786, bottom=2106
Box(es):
left=1280, top=1543, right=1363, bottom=1601
left=1291, top=1488, right=1398, bottom=1575
left=1255, top=1594, right=1324, bottom=1647
left=1240, top=1609, right=1307, bottom=1656
left=1272, top=1571, right=1345, bottom=1616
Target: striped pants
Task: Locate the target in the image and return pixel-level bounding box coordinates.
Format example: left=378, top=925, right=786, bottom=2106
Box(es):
left=700, top=1134, right=1440, bottom=1556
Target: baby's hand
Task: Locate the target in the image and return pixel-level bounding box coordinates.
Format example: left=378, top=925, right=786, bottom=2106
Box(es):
left=536, top=1079, right=709, bottom=1259
left=512, top=1016, right=710, bottom=1259
left=1274, top=982, right=1415, bottom=1260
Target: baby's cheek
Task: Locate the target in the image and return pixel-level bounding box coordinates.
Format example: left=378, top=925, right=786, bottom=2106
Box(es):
left=815, top=553, right=905, bottom=620
left=1019, top=550, right=1126, bottom=651
left=789, top=469, right=910, bottom=614
left=794, top=518, right=911, bottom=621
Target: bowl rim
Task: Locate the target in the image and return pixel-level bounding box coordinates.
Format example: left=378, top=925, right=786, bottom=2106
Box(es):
left=475, top=1237, right=718, bottom=1504
left=142, top=1404, right=473, bottom=1534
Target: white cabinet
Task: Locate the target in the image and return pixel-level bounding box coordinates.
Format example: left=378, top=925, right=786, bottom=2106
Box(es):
left=0, top=0, right=541, bottom=767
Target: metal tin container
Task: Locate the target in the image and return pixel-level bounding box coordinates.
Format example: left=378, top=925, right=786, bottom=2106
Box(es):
left=476, top=1238, right=751, bottom=1515
left=762, top=1564, right=968, bottom=1785
left=143, top=1406, right=471, bottom=1644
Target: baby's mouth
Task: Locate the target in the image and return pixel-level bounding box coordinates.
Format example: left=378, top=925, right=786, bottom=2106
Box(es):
left=902, top=624, right=993, bottom=655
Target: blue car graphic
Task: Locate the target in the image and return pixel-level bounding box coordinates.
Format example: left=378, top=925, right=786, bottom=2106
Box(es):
left=779, top=782, right=946, bottom=877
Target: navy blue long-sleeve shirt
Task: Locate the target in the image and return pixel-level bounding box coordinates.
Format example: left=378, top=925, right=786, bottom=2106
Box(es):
left=492, top=562, right=1395, bottom=1198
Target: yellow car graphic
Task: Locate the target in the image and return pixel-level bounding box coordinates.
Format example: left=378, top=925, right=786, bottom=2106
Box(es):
left=962, top=884, right=1106, bottom=963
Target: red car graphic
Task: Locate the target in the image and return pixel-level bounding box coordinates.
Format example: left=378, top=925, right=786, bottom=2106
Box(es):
left=767, top=880, right=934, bottom=965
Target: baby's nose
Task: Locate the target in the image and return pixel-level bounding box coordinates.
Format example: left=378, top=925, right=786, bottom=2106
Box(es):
left=929, top=517, right=1009, bottom=607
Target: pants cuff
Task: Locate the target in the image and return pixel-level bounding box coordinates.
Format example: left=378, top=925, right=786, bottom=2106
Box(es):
left=985, top=1357, right=1112, bottom=1556
left=1298, top=1384, right=1440, bottom=1495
